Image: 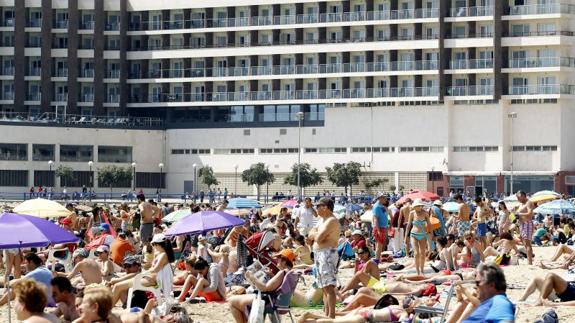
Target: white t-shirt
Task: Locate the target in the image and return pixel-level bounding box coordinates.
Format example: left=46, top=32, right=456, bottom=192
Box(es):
left=298, top=206, right=316, bottom=227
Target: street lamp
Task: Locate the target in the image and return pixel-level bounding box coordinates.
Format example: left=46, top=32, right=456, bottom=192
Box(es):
left=192, top=163, right=197, bottom=194
left=508, top=112, right=518, bottom=195
left=158, top=163, right=164, bottom=199
left=48, top=160, right=54, bottom=191
left=234, top=164, right=238, bottom=197
left=131, top=162, right=137, bottom=191
left=88, top=161, right=93, bottom=201
left=296, top=111, right=305, bottom=201
left=265, top=164, right=270, bottom=204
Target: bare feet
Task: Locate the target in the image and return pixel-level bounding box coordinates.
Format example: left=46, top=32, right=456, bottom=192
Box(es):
left=539, top=261, right=549, bottom=269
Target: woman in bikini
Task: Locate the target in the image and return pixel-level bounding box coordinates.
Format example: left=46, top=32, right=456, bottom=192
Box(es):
left=404, top=199, right=433, bottom=276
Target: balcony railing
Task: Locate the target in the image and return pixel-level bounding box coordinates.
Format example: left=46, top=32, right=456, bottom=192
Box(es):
left=1, top=18, right=14, bottom=27
left=26, top=93, right=41, bottom=101
left=0, top=112, right=163, bottom=128
left=54, top=93, right=68, bottom=101
left=106, top=70, right=120, bottom=78
left=128, top=8, right=440, bottom=31
left=54, top=20, right=68, bottom=29
left=449, top=6, right=494, bottom=17
left=80, top=94, right=94, bottom=102
left=132, top=61, right=438, bottom=80
left=1, top=92, right=14, bottom=100
left=508, top=57, right=575, bottom=68
left=80, top=21, right=94, bottom=30
left=28, top=67, right=41, bottom=76
left=449, top=59, right=493, bottom=69
left=447, top=85, right=494, bottom=96
left=1, top=66, right=14, bottom=76
left=508, top=84, right=575, bottom=95
left=107, top=94, right=120, bottom=103
left=26, top=19, right=42, bottom=28
left=132, top=87, right=439, bottom=103
left=80, top=70, right=95, bottom=78
left=506, top=30, right=573, bottom=37
left=446, top=32, right=493, bottom=39
left=508, top=3, right=575, bottom=15
left=105, top=22, right=120, bottom=31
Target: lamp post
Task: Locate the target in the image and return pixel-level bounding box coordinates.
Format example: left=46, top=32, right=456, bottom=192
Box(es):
left=265, top=164, right=270, bottom=204
left=158, top=163, right=164, bottom=200
left=192, top=163, right=197, bottom=195
left=508, top=112, right=517, bottom=195
left=431, top=166, right=435, bottom=194
left=234, top=164, right=238, bottom=197
left=296, top=111, right=305, bottom=201
left=131, top=162, right=137, bottom=192
left=48, top=160, right=53, bottom=186
left=88, top=161, right=93, bottom=201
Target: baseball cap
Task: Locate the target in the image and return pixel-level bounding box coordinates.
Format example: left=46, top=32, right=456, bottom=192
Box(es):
left=377, top=192, right=387, bottom=199
left=433, top=200, right=443, bottom=206
left=123, top=255, right=141, bottom=266
left=352, top=229, right=363, bottom=236
left=99, top=223, right=111, bottom=232
left=151, top=233, right=166, bottom=244
left=273, top=249, right=297, bottom=263
left=60, top=218, right=72, bottom=225
left=96, top=245, right=109, bottom=253
left=73, top=248, right=89, bottom=258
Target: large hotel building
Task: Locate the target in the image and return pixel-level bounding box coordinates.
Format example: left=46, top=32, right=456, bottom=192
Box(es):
left=0, top=0, right=574, bottom=197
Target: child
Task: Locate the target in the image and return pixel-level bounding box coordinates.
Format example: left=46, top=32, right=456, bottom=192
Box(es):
left=294, top=235, right=313, bottom=265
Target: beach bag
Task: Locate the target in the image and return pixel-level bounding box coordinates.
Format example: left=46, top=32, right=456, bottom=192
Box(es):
left=247, top=292, right=265, bottom=323
left=535, top=309, right=559, bottom=323
left=426, top=216, right=441, bottom=232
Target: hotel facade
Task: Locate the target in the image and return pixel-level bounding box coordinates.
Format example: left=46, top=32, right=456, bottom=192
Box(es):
left=0, top=0, right=574, bottom=196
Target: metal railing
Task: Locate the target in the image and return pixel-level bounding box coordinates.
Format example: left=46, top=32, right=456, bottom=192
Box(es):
left=508, top=57, right=575, bottom=68
left=1, top=66, right=14, bottom=75
left=132, top=87, right=439, bottom=103
left=508, top=84, right=575, bottom=95
left=506, top=30, right=573, bottom=37
left=26, top=19, right=42, bottom=28
left=447, top=85, right=494, bottom=96
left=54, top=93, right=68, bottom=102
left=0, top=111, right=164, bottom=128
left=26, top=93, right=41, bottom=101
left=1, top=92, right=14, bottom=100
left=80, top=70, right=95, bottom=78
left=128, top=8, right=440, bottom=31
left=133, top=60, right=438, bottom=80
left=105, top=22, right=120, bottom=31
left=107, top=94, right=120, bottom=103
left=449, top=6, right=494, bottom=17
left=508, top=3, right=575, bottom=15
left=28, top=67, right=41, bottom=76
left=54, top=20, right=68, bottom=29
left=447, top=32, right=493, bottom=39
left=106, top=70, right=120, bottom=78
left=80, top=94, right=94, bottom=102
left=449, top=59, right=494, bottom=69
left=80, top=21, right=94, bottom=30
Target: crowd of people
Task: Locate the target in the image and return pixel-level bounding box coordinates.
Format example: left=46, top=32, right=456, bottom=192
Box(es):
left=0, top=189, right=574, bottom=322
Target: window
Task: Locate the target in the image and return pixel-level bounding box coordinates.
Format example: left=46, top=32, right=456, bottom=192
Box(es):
left=34, top=170, right=55, bottom=187
left=243, top=129, right=250, bottom=136
left=0, top=170, right=28, bottom=186
left=60, top=171, right=92, bottom=187
left=171, top=149, right=186, bottom=155
left=400, top=146, right=443, bottom=153
left=32, top=144, right=54, bottom=161
left=0, top=143, right=27, bottom=161
left=214, top=149, right=231, bottom=154
left=98, top=146, right=132, bottom=163
left=279, top=129, right=287, bottom=135
left=60, top=145, right=93, bottom=162
left=428, top=172, right=443, bottom=181
left=136, top=172, right=165, bottom=189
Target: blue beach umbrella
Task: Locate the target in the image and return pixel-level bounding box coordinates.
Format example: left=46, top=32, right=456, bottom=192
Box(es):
left=533, top=200, right=575, bottom=215
left=226, top=198, right=262, bottom=209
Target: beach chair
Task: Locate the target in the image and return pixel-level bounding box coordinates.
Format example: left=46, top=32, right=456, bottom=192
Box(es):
left=413, top=281, right=469, bottom=323
left=47, top=248, right=73, bottom=272
left=126, top=273, right=162, bottom=308
left=262, top=270, right=300, bottom=323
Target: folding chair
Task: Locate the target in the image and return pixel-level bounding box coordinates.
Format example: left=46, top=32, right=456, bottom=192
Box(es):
left=47, top=248, right=73, bottom=272
left=126, top=273, right=162, bottom=308
left=263, top=271, right=300, bottom=323
left=413, top=280, right=477, bottom=323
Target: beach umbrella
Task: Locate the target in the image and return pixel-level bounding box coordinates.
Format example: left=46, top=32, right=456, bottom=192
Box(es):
left=333, top=204, right=346, bottom=213
left=442, top=201, right=460, bottom=213
left=0, top=212, right=78, bottom=249
left=360, top=210, right=373, bottom=222
left=13, top=198, right=72, bottom=218
left=226, top=198, right=262, bottom=209
left=397, top=191, right=440, bottom=204
left=533, top=200, right=575, bottom=215
left=165, top=211, right=245, bottom=236
left=532, top=190, right=561, bottom=197
left=225, top=209, right=252, bottom=216
left=162, top=208, right=192, bottom=223
left=262, top=204, right=290, bottom=217
left=530, top=194, right=559, bottom=203
left=347, top=204, right=363, bottom=212
left=281, top=199, right=299, bottom=208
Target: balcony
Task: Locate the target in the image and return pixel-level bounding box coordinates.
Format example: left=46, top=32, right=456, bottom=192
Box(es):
left=505, top=30, right=573, bottom=37
left=80, top=21, right=94, bottom=30
left=132, top=87, right=439, bottom=104
left=1, top=92, right=14, bottom=100
left=26, top=93, right=41, bottom=101
left=106, top=70, right=120, bottom=78
left=107, top=94, right=120, bottom=103
left=28, top=67, right=41, bottom=76
left=1, top=66, right=14, bottom=76
left=449, top=6, right=494, bottom=17
left=449, top=59, right=493, bottom=69
left=105, top=22, right=120, bottom=31
left=446, top=32, right=493, bottom=39
left=80, top=69, right=95, bottom=78
left=508, top=57, right=575, bottom=69
left=507, top=84, right=575, bottom=95
left=508, top=3, right=575, bottom=15
left=54, top=93, right=68, bottom=101
left=447, top=85, right=494, bottom=96
left=26, top=19, right=42, bottom=28
left=1, top=18, right=14, bottom=27
left=80, top=94, right=94, bottom=102
left=128, top=8, right=439, bottom=31
left=54, top=20, right=68, bottom=29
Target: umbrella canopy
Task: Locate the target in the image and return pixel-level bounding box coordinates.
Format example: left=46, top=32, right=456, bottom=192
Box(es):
left=532, top=190, right=561, bottom=197
left=262, top=204, right=290, bottom=217
left=397, top=191, right=440, bottom=204
left=281, top=200, right=299, bottom=208
left=333, top=204, right=346, bottom=213
left=226, top=198, right=262, bottom=209
left=442, top=201, right=460, bottom=213
left=533, top=200, right=575, bottom=215
left=347, top=204, right=363, bottom=212
left=530, top=194, right=560, bottom=203
left=360, top=210, right=373, bottom=222
left=0, top=212, right=78, bottom=249
left=13, top=198, right=72, bottom=218
left=162, top=208, right=192, bottom=223
left=225, top=209, right=252, bottom=216
left=166, top=211, right=245, bottom=236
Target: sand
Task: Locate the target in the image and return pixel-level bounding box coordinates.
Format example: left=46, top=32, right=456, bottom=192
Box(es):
left=0, top=245, right=572, bottom=322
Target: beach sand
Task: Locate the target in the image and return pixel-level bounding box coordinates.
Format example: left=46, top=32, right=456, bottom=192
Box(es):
left=0, top=245, right=572, bottom=322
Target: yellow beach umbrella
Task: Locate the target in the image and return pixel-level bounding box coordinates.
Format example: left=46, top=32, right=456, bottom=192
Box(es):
left=14, top=198, right=72, bottom=218
left=262, top=204, right=286, bottom=217
left=530, top=194, right=559, bottom=204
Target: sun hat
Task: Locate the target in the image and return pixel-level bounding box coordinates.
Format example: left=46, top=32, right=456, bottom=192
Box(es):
left=123, top=255, right=141, bottom=266
left=73, top=248, right=89, bottom=258
left=151, top=233, right=166, bottom=244
left=96, top=245, right=109, bottom=253
left=412, top=199, right=426, bottom=207
left=352, top=229, right=363, bottom=236
left=433, top=200, right=443, bottom=206
left=273, top=249, right=297, bottom=263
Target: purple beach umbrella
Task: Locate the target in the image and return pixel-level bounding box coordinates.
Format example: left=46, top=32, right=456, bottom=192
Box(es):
left=165, top=211, right=245, bottom=236
left=0, top=212, right=79, bottom=249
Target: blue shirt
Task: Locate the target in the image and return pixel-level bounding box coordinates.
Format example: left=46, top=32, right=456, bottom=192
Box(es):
left=373, top=202, right=388, bottom=228
left=25, top=266, right=54, bottom=305
left=463, top=294, right=515, bottom=323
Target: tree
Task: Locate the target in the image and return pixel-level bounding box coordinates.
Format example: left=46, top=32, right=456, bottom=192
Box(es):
left=364, top=178, right=389, bottom=193
left=325, top=162, right=362, bottom=197
left=283, top=163, right=323, bottom=195
left=97, top=165, right=133, bottom=193
left=198, top=166, right=219, bottom=189
left=241, top=163, right=275, bottom=201
left=389, top=184, right=397, bottom=193
left=55, top=165, right=74, bottom=187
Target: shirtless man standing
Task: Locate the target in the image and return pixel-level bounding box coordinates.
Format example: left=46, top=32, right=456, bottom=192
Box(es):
left=54, top=248, right=103, bottom=288
left=473, top=197, right=491, bottom=250
left=516, top=190, right=535, bottom=265
left=454, top=194, right=471, bottom=237
left=397, top=198, right=412, bottom=255
left=138, top=194, right=158, bottom=245
left=308, top=197, right=340, bottom=318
